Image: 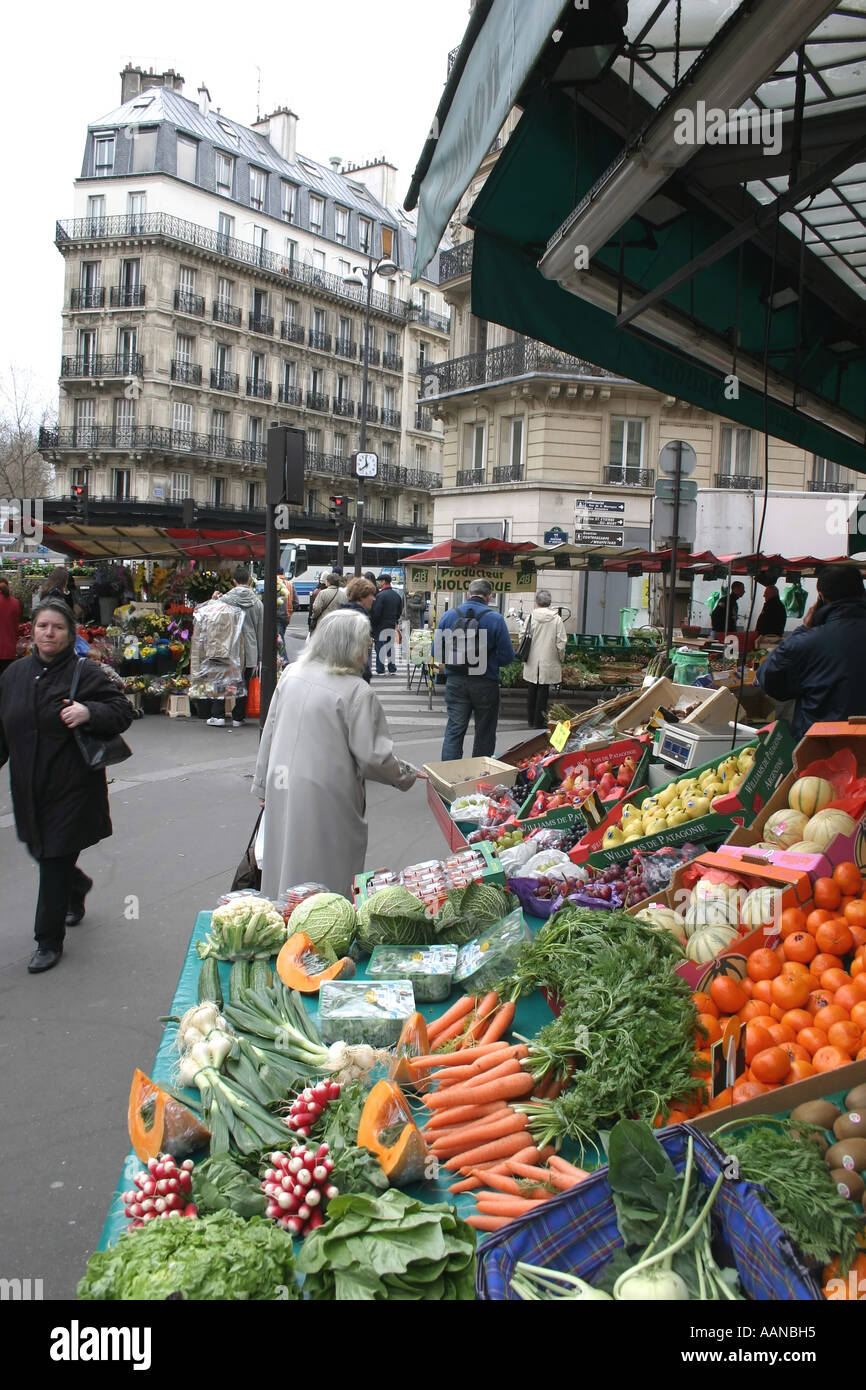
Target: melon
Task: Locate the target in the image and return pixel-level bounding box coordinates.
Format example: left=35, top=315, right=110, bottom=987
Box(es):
left=684, top=895, right=739, bottom=937
left=762, top=809, right=809, bottom=848
left=786, top=840, right=823, bottom=854
left=803, top=808, right=857, bottom=852
left=788, top=777, right=834, bottom=816
left=741, top=885, right=783, bottom=928
left=686, top=923, right=739, bottom=964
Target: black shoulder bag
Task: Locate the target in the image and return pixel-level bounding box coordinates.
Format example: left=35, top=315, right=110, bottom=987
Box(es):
left=231, top=809, right=263, bottom=892
left=515, top=617, right=533, bottom=663
left=68, top=658, right=134, bottom=770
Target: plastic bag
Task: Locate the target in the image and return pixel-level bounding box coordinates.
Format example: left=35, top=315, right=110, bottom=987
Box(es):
left=507, top=877, right=565, bottom=919
left=190, top=598, right=247, bottom=697
left=782, top=581, right=807, bottom=617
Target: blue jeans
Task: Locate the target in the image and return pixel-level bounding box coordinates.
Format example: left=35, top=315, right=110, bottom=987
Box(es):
left=441, top=675, right=500, bottom=760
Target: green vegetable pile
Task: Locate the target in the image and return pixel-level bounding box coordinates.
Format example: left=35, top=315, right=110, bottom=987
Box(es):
left=192, top=1154, right=268, bottom=1219
left=78, top=1211, right=300, bottom=1300
left=508, top=906, right=702, bottom=1153
left=713, top=1118, right=864, bottom=1271
left=197, top=896, right=287, bottom=961
left=296, top=1190, right=476, bottom=1300
left=309, top=1079, right=389, bottom=1196
left=355, top=881, right=518, bottom=952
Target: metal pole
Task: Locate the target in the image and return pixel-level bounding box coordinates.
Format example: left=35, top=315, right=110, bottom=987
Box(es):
left=354, top=255, right=374, bottom=578
left=260, top=502, right=278, bottom=730
left=580, top=568, right=590, bottom=634
left=336, top=520, right=345, bottom=572
left=664, top=442, right=683, bottom=658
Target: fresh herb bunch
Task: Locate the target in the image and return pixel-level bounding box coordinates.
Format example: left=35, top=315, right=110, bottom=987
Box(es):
left=713, top=1119, right=864, bottom=1271
left=191, top=1153, right=268, bottom=1219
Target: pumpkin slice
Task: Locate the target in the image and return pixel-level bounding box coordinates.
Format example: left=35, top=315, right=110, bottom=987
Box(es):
left=276, top=930, right=356, bottom=993
left=357, top=1079, right=429, bottom=1185
left=127, top=1069, right=210, bottom=1162
left=389, top=1011, right=431, bottom=1090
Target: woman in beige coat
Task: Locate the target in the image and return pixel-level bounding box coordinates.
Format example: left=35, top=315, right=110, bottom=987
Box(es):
left=253, top=608, right=418, bottom=899
left=522, top=590, right=567, bottom=728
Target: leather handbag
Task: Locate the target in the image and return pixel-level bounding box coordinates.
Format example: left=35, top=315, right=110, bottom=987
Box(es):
left=515, top=618, right=532, bottom=663
left=231, top=809, right=263, bottom=892
left=68, top=659, right=133, bottom=770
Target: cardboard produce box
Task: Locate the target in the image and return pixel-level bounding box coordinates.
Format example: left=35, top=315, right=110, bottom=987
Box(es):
left=422, top=757, right=518, bottom=803
left=692, top=1059, right=866, bottom=1136
left=611, top=678, right=740, bottom=736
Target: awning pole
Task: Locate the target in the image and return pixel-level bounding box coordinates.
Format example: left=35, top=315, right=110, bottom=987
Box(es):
left=430, top=563, right=439, bottom=712
left=664, top=443, right=684, bottom=656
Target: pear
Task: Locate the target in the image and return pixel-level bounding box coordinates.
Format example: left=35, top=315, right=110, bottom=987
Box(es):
left=657, top=784, right=678, bottom=808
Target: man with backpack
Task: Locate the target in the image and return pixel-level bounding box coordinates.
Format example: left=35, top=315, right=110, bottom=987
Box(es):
left=437, top=579, right=516, bottom=760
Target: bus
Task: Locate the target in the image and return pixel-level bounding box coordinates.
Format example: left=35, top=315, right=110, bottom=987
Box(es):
left=275, top=537, right=422, bottom=608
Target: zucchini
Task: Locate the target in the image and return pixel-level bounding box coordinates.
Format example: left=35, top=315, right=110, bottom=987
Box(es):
left=250, top=958, right=273, bottom=993
left=197, top=957, right=223, bottom=1008
left=229, top=959, right=251, bottom=1005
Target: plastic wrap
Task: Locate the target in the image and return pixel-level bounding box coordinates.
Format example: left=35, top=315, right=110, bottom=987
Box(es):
left=507, top=878, right=566, bottom=919
left=277, top=882, right=331, bottom=923
left=190, top=598, right=247, bottom=697
left=454, top=909, right=533, bottom=994
left=368, top=945, right=458, bottom=1002
left=319, top=981, right=416, bottom=1046
left=497, top=839, right=538, bottom=876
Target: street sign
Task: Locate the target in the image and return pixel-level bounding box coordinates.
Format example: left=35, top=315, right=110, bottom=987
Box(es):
left=654, top=478, right=698, bottom=501
left=652, top=499, right=697, bottom=548
left=544, top=526, right=569, bottom=546
left=658, top=440, right=698, bottom=477
left=574, top=529, right=625, bottom=547
left=574, top=498, right=625, bottom=513
left=576, top=513, right=624, bottom=527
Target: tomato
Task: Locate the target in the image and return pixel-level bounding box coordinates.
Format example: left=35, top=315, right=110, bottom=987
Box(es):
left=750, top=1045, right=791, bottom=1085
left=827, top=1020, right=861, bottom=1054
left=709, top=975, right=748, bottom=1015
left=691, top=991, right=718, bottom=1018
left=813, top=1003, right=850, bottom=1032
left=815, top=918, right=855, bottom=955
left=783, top=932, right=818, bottom=965
left=745, top=1022, right=775, bottom=1064
left=797, top=1026, right=828, bottom=1057
left=770, top=972, right=812, bottom=1010
left=779, top=907, right=807, bottom=937
left=819, top=967, right=851, bottom=994
left=780, top=1008, right=813, bottom=1034
left=732, top=1079, right=770, bottom=1104
left=833, top=862, right=863, bottom=896
left=814, top=877, right=843, bottom=912
left=812, top=1044, right=852, bottom=1073
left=747, top=948, right=781, bottom=981
left=810, top=952, right=844, bottom=978
left=696, top=1014, right=722, bottom=1046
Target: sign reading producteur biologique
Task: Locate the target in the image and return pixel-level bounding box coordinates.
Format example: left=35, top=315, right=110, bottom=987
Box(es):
left=407, top=564, right=534, bottom=593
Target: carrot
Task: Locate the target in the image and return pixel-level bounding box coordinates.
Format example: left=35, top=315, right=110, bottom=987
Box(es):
left=431, top=1112, right=526, bottom=1157
left=460, top=990, right=499, bottom=1048
left=548, top=1171, right=584, bottom=1192
left=422, top=1102, right=508, bottom=1131
left=476, top=1196, right=549, bottom=1216
left=407, top=1042, right=510, bottom=1072
left=466, top=1168, right=524, bottom=1197
left=453, top=1144, right=551, bottom=1188
left=434, top=1058, right=522, bottom=1094
left=429, top=1046, right=529, bottom=1087
left=448, top=1175, right=484, bottom=1194
left=466, top=1213, right=510, bottom=1231
left=544, top=1075, right=569, bottom=1102
left=477, top=999, right=516, bottom=1046
left=548, top=1155, right=590, bottom=1181
left=424, top=1071, right=535, bottom=1110
left=432, top=1016, right=474, bottom=1049
left=444, top=1131, right=530, bottom=1171
left=505, top=1160, right=556, bottom=1183
left=426, top=994, right=475, bottom=1043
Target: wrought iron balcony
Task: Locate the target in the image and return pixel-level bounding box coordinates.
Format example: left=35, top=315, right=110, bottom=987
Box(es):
left=492, top=464, right=524, bottom=483
left=411, top=303, right=450, bottom=333
left=56, top=213, right=412, bottom=320
left=281, top=320, right=305, bottom=343
left=360, top=346, right=380, bottom=366
left=308, top=329, right=332, bottom=352
left=71, top=287, right=104, bottom=309
left=359, top=403, right=379, bottom=422
left=382, top=351, right=403, bottom=371
left=305, top=450, right=354, bottom=479
left=174, top=289, right=205, bottom=315
left=278, top=384, right=303, bottom=405
left=456, top=469, right=485, bottom=488
left=424, top=340, right=620, bottom=398
left=808, top=477, right=848, bottom=492
left=332, top=398, right=355, bottom=417
left=61, top=353, right=143, bottom=378
left=605, top=466, right=655, bottom=488
left=381, top=409, right=401, bottom=429
left=213, top=300, right=242, bottom=326
left=210, top=369, right=239, bottom=392
left=414, top=407, right=433, bottom=431
left=438, top=242, right=473, bottom=283
left=110, top=285, right=146, bottom=307
left=249, top=312, right=274, bottom=335
left=306, top=390, right=329, bottom=411
left=171, top=361, right=202, bottom=385
left=334, top=338, right=357, bottom=358
left=246, top=377, right=272, bottom=399
left=38, top=424, right=266, bottom=464
left=715, top=472, right=762, bottom=489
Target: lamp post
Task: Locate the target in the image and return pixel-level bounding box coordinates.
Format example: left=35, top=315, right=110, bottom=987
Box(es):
left=343, top=249, right=397, bottom=575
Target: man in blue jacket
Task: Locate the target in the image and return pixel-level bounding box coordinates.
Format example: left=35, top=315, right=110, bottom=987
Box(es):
left=437, top=579, right=516, bottom=759
left=371, top=573, right=403, bottom=675
left=756, top=563, right=866, bottom=739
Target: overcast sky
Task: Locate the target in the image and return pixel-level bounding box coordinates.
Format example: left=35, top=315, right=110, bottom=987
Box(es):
left=1, top=0, right=470, bottom=421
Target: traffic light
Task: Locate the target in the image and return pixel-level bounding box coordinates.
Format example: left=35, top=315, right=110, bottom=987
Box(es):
left=329, top=495, right=348, bottom=522
left=71, top=481, right=89, bottom=524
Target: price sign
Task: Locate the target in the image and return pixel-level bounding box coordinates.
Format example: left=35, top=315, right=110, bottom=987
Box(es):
left=549, top=720, right=571, bottom=753
left=711, top=1018, right=745, bottom=1099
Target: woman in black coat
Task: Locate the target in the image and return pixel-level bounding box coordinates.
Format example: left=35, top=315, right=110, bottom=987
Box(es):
left=0, top=600, right=134, bottom=974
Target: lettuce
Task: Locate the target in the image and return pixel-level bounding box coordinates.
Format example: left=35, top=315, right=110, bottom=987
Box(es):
left=289, top=892, right=356, bottom=959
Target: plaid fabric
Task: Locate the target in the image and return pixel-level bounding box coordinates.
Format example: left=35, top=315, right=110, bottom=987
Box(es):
left=476, top=1124, right=822, bottom=1301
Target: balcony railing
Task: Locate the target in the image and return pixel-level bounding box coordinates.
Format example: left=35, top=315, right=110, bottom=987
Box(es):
left=306, top=450, right=353, bottom=480
left=61, top=353, right=143, bottom=378
left=308, top=329, right=332, bottom=351
left=248, top=312, right=274, bottom=335
left=71, top=287, right=104, bottom=309
left=332, top=398, right=355, bottom=417
left=246, top=377, right=272, bottom=399
left=306, top=390, right=329, bottom=411
left=55, top=215, right=412, bottom=319
left=360, top=346, right=380, bottom=366
left=334, top=338, right=357, bottom=358
left=278, top=384, right=303, bottom=405
left=382, top=351, right=403, bottom=371
left=281, top=320, right=305, bottom=343
left=174, top=289, right=205, bottom=315
left=39, top=424, right=266, bottom=464
left=171, top=361, right=202, bottom=385
left=377, top=463, right=441, bottom=490
left=424, top=340, right=620, bottom=397
left=213, top=300, right=242, bottom=326
left=210, top=369, right=239, bottom=392
left=456, top=469, right=485, bottom=488
left=110, top=285, right=146, bottom=307
left=438, top=242, right=473, bottom=283
left=492, top=464, right=524, bottom=484
left=605, top=466, right=655, bottom=488
left=381, top=409, right=401, bottom=428
left=411, top=303, right=451, bottom=333
left=414, top=407, right=433, bottom=431
left=808, top=477, right=848, bottom=492
left=715, top=473, right=763, bottom=489
left=359, top=403, right=379, bottom=422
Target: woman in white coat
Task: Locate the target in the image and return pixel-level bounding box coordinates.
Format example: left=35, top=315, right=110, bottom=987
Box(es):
left=253, top=608, right=418, bottom=899
left=522, top=590, right=567, bottom=728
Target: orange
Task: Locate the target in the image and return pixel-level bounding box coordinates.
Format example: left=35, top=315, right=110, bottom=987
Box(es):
left=807, top=988, right=835, bottom=1015
left=751, top=1046, right=791, bottom=1085
left=812, top=1044, right=852, bottom=1073
left=780, top=907, right=807, bottom=937
left=745, top=1022, right=775, bottom=1064
left=784, top=932, right=818, bottom=965
left=770, top=973, right=812, bottom=1010
left=752, top=979, right=775, bottom=1005
left=691, top=991, right=718, bottom=1018
left=708, top=1086, right=733, bottom=1111
left=787, top=1058, right=815, bottom=1081
left=732, top=1079, right=770, bottom=1104
left=815, top=918, right=855, bottom=955
left=739, top=1000, right=773, bottom=1022
left=827, top=1020, right=861, bottom=1054
left=779, top=960, right=811, bottom=980
left=747, top=948, right=782, bottom=981
left=709, top=976, right=748, bottom=1016
left=781, top=1008, right=813, bottom=1034
left=739, top=977, right=754, bottom=998
left=767, top=1022, right=796, bottom=1046
left=849, top=1000, right=866, bottom=1032
left=814, top=877, right=842, bottom=912
left=834, top=982, right=865, bottom=1013
left=797, top=1026, right=828, bottom=1057
left=696, top=1014, right=722, bottom=1046
left=848, top=924, right=866, bottom=950
left=843, top=899, right=866, bottom=930
left=819, top=967, right=851, bottom=994
left=813, top=1003, right=850, bottom=1032
left=769, top=1004, right=785, bottom=1021
left=806, top=908, right=834, bottom=934
left=811, top=952, right=844, bottom=978
left=779, top=1041, right=810, bottom=1064
left=834, top=862, right=864, bottom=896
left=857, top=1045, right=866, bottom=1061
left=851, top=957, right=865, bottom=979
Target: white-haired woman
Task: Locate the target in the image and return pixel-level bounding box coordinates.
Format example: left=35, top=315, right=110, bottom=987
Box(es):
left=522, top=590, right=567, bottom=728
left=253, top=608, right=420, bottom=898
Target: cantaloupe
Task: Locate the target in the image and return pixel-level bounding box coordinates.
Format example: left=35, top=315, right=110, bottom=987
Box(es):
left=803, top=809, right=857, bottom=852
left=741, top=886, right=783, bottom=927
left=686, top=923, right=739, bottom=964
left=763, top=809, right=809, bottom=848
left=788, top=777, right=834, bottom=816
left=786, top=840, right=823, bottom=854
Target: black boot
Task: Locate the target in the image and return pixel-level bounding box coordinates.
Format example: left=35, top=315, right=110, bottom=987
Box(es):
left=28, top=945, right=63, bottom=974
left=66, top=873, right=94, bottom=927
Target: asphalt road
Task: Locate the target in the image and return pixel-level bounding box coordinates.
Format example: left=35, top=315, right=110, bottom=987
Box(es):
left=0, top=612, right=536, bottom=1298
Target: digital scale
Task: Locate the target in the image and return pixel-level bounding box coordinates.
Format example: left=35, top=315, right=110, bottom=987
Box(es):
left=652, top=720, right=759, bottom=776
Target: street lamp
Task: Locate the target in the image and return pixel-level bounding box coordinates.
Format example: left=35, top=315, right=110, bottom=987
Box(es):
left=342, top=250, right=398, bottom=575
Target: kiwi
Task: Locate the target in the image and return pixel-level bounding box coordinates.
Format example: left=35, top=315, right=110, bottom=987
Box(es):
left=833, top=1111, right=866, bottom=1142
left=845, top=1084, right=866, bottom=1111
left=828, top=1168, right=866, bottom=1203
left=790, top=1100, right=841, bottom=1129
left=825, top=1137, right=866, bottom=1172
